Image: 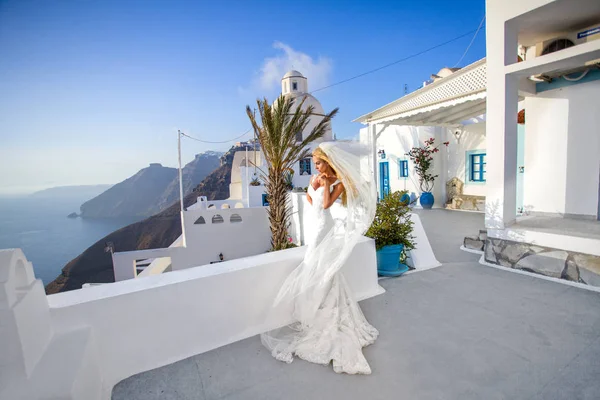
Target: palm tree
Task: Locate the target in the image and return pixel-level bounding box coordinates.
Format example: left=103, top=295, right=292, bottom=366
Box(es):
left=246, top=95, right=338, bottom=251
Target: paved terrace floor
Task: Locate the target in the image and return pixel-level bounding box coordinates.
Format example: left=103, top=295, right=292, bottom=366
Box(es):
left=113, top=210, right=600, bottom=400
left=514, top=215, right=600, bottom=241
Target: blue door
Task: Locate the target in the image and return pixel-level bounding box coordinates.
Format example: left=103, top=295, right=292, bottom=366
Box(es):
left=379, top=161, right=390, bottom=200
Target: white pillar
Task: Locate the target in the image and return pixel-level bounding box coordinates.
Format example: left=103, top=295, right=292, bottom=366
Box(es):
left=439, top=127, right=449, bottom=206
left=485, top=8, right=519, bottom=229
left=245, top=147, right=249, bottom=207
left=370, top=123, right=378, bottom=196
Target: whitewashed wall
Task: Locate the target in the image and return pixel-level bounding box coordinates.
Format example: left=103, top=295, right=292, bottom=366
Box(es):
left=524, top=79, right=600, bottom=217
left=113, top=208, right=271, bottom=280
left=446, top=122, right=487, bottom=197
left=366, top=123, right=486, bottom=205
left=179, top=208, right=271, bottom=267
left=47, top=238, right=382, bottom=397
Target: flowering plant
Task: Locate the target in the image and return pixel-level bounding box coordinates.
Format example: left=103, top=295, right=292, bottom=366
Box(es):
left=406, top=138, right=449, bottom=192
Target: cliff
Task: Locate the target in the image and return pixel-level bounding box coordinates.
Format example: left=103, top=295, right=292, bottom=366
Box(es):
left=79, top=152, right=221, bottom=218
left=45, top=156, right=235, bottom=294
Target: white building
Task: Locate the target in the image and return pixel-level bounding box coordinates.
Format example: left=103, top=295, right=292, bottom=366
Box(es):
left=229, top=70, right=335, bottom=207
left=482, top=0, right=600, bottom=282
left=356, top=0, right=600, bottom=286
left=356, top=59, right=489, bottom=211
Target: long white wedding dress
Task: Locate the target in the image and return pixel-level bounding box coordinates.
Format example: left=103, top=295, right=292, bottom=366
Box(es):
left=261, top=149, right=379, bottom=374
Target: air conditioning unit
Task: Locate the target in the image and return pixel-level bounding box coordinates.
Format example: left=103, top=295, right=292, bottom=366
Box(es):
left=527, top=23, right=600, bottom=82
left=534, top=23, right=600, bottom=57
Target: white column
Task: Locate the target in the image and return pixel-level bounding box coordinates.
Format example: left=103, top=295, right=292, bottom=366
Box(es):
left=439, top=127, right=449, bottom=206
left=245, top=147, right=249, bottom=207
left=485, top=9, right=519, bottom=229
left=370, top=123, right=378, bottom=196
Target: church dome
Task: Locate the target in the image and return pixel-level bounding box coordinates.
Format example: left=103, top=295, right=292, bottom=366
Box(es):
left=274, top=69, right=332, bottom=143
left=282, top=92, right=325, bottom=115
left=282, top=70, right=305, bottom=79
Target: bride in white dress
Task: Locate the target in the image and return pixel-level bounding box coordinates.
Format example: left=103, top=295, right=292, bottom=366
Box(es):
left=261, top=141, right=378, bottom=374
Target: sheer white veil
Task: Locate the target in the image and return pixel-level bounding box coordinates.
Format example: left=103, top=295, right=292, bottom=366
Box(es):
left=271, top=140, right=377, bottom=319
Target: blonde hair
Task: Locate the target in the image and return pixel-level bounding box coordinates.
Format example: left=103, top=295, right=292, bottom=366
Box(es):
left=312, top=147, right=349, bottom=206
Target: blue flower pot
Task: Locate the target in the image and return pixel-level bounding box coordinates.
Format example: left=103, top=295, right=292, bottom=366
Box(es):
left=400, top=193, right=411, bottom=205
left=420, top=191, right=434, bottom=209
left=376, top=244, right=409, bottom=277
left=409, top=192, right=417, bottom=207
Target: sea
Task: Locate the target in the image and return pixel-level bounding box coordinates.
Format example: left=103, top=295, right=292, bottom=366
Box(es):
left=0, top=196, right=141, bottom=286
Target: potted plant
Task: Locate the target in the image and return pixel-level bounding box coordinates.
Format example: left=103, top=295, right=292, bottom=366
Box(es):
left=284, top=171, right=294, bottom=191
left=249, top=176, right=261, bottom=186
left=406, top=138, right=449, bottom=209
left=366, top=190, right=415, bottom=277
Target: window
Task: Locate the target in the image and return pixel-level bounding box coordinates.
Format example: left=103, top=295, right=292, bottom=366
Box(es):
left=299, top=158, right=311, bottom=175
left=292, top=81, right=298, bottom=91
left=295, top=131, right=303, bottom=142
left=398, top=160, right=409, bottom=178
left=469, top=152, right=486, bottom=182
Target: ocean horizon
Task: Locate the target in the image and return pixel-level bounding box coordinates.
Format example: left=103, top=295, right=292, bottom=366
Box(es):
left=0, top=196, right=141, bottom=286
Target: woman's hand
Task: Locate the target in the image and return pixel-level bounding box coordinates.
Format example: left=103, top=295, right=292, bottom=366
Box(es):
left=317, top=173, right=328, bottom=186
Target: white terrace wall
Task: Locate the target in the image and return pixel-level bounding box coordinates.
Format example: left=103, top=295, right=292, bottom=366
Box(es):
left=47, top=237, right=382, bottom=397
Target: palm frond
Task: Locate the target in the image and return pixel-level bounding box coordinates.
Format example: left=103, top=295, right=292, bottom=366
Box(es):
left=246, top=94, right=338, bottom=250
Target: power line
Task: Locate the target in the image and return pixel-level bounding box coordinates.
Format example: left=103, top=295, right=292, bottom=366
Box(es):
left=453, top=15, right=486, bottom=68
left=180, top=129, right=253, bottom=144
left=310, top=26, right=484, bottom=94
left=179, top=23, right=486, bottom=143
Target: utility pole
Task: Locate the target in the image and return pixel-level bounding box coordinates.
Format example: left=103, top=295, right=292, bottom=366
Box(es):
left=253, top=107, right=257, bottom=175
left=177, top=130, right=187, bottom=247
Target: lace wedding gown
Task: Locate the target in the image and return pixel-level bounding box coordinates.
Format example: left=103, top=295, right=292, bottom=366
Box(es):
left=260, top=175, right=379, bottom=374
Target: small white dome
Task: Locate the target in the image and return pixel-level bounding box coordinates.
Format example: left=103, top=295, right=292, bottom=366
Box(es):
left=282, top=70, right=305, bottom=79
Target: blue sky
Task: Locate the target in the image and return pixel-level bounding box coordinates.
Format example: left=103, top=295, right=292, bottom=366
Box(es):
left=0, top=0, right=486, bottom=194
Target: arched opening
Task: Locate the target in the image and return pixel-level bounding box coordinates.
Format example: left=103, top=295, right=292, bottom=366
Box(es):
left=208, top=204, right=216, bottom=209
left=234, top=202, right=244, bottom=208
left=230, top=214, right=242, bottom=223
left=541, top=38, right=575, bottom=56
left=221, top=204, right=230, bottom=209
left=212, top=214, right=224, bottom=224
left=194, top=216, right=206, bottom=224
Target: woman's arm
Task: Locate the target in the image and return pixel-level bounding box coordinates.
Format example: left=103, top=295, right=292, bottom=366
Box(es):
left=323, top=182, right=344, bottom=209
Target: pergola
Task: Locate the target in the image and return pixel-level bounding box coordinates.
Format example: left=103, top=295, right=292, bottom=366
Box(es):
left=354, top=58, right=488, bottom=185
